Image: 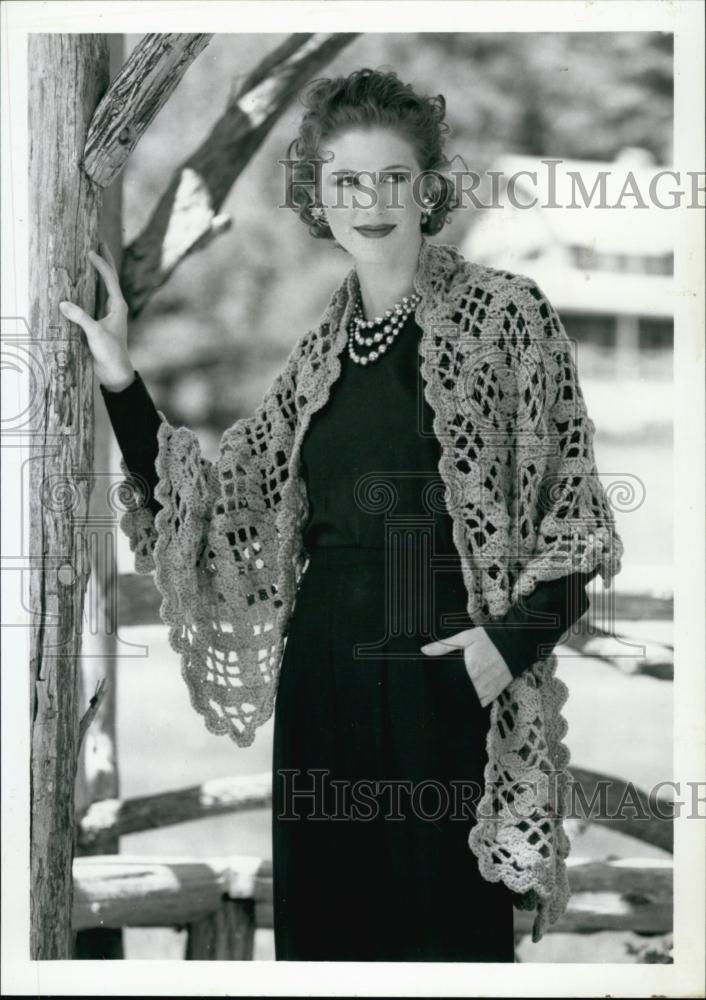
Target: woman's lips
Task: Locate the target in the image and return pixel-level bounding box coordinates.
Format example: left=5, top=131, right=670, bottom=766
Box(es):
left=354, top=224, right=396, bottom=239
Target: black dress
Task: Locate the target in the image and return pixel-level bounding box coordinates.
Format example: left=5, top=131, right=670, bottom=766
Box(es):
left=101, top=313, right=595, bottom=963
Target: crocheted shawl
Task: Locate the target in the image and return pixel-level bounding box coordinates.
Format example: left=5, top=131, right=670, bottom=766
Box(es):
left=119, top=236, right=624, bottom=942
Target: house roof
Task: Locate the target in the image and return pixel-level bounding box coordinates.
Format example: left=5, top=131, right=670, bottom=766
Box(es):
left=466, top=152, right=676, bottom=257
left=462, top=151, right=675, bottom=317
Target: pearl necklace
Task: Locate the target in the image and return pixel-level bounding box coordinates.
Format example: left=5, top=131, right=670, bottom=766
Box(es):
left=347, top=290, right=422, bottom=365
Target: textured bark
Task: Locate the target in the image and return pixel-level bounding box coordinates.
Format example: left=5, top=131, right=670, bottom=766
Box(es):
left=28, top=32, right=109, bottom=959
left=82, top=34, right=213, bottom=187
left=72, top=34, right=126, bottom=962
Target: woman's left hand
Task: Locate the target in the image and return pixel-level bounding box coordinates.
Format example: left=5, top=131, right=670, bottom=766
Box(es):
left=420, top=627, right=514, bottom=708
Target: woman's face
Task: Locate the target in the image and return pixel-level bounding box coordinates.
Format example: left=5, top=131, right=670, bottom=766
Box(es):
left=318, top=126, right=426, bottom=263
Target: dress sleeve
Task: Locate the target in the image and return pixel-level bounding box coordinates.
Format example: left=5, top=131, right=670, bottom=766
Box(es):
left=99, top=371, right=163, bottom=517
left=483, top=567, right=597, bottom=679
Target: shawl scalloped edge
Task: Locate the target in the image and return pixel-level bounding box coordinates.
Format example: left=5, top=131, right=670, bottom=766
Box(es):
left=467, top=653, right=573, bottom=942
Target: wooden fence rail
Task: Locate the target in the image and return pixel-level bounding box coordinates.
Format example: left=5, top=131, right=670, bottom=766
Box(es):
left=115, top=574, right=674, bottom=679
left=77, top=772, right=273, bottom=850
left=117, top=573, right=673, bottom=625
left=72, top=854, right=673, bottom=959
left=76, top=768, right=674, bottom=854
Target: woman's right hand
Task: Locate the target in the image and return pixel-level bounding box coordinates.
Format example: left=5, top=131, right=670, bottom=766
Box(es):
left=58, top=239, right=135, bottom=392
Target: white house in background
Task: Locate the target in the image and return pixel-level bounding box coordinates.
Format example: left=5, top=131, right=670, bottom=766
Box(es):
left=461, top=148, right=675, bottom=378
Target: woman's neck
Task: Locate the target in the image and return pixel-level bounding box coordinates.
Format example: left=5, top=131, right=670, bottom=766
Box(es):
left=354, top=236, right=423, bottom=319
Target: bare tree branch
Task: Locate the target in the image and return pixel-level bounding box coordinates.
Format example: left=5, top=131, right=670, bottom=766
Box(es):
left=121, top=32, right=359, bottom=317
left=82, top=34, right=214, bottom=187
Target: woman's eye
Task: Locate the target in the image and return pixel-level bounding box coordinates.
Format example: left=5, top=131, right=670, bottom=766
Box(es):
left=334, top=172, right=409, bottom=187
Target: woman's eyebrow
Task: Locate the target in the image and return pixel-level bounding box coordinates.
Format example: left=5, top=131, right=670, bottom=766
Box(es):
left=333, top=163, right=413, bottom=173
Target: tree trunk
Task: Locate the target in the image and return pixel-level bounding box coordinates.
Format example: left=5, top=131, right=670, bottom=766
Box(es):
left=29, top=33, right=108, bottom=960
left=72, top=31, right=126, bottom=962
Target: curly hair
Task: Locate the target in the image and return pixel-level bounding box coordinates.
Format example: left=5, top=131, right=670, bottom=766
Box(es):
left=285, top=67, right=459, bottom=241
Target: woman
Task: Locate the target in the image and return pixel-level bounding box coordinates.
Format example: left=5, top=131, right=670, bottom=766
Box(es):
left=59, top=68, right=622, bottom=962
